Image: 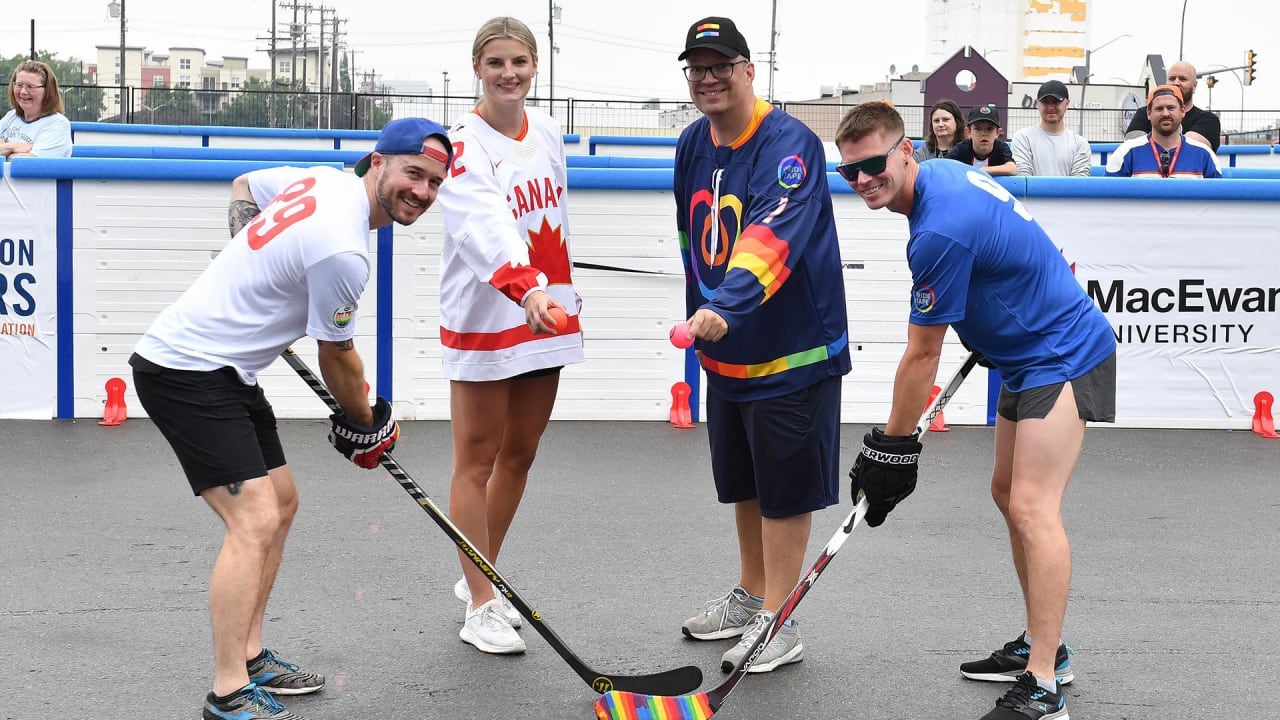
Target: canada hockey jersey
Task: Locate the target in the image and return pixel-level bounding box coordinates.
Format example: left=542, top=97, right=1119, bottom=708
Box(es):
left=674, top=98, right=850, bottom=402
left=437, top=107, right=584, bottom=381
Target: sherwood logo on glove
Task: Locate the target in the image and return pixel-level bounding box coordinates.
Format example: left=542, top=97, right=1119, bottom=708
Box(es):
left=861, top=447, right=920, bottom=465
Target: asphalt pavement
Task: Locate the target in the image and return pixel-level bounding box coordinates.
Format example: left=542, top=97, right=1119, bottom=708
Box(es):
left=1, top=418, right=1276, bottom=719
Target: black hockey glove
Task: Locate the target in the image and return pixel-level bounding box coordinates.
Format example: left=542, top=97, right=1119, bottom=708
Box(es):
left=328, top=397, right=399, bottom=469
left=849, top=428, right=923, bottom=527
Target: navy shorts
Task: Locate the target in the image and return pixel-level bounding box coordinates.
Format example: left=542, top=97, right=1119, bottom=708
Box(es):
left=706, top=375, right=843, bottom=518
left=130, top=353, right=287, bottom=496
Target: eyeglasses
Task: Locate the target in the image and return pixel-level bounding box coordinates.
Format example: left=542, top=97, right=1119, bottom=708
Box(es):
left=1159, top=150, right=1172, bottom=177
left=836, top=133, right=906, bottom=181
left=12, top=83, right=45, bottom=92
left=682, top=60, right=748, bottom=82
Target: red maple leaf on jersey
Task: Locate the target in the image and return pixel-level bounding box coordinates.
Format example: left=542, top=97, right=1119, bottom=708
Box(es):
left=527, top=216, right=572, bottom=285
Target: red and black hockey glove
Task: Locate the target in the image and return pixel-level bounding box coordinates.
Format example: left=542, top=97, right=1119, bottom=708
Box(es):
left=328, top=397, right=399, bottom=469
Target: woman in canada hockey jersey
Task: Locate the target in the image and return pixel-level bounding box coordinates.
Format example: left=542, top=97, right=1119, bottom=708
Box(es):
left=436, top=16, right=584, bottom=656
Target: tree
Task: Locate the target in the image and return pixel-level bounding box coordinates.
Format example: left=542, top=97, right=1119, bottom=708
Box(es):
left=1, top=51, right=104, bottom=121
left=141, top=83, right=198, bottom=124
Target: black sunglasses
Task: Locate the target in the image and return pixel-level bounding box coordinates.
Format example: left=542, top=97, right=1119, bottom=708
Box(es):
left=836, top=133, right=906, bottom=181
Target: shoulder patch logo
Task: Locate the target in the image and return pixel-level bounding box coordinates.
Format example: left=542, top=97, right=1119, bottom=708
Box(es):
left=913, top=285, right=936, bottom=313
left=332, top=303, right=356, bottom=328
left=776, top=154, right=807, bottom=189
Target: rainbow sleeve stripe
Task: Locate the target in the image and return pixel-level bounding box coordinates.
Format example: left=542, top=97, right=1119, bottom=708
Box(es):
left=700, top=333, right=847, bottom=379
left=594, top=690, right=714, bottom=720
left=725, top=226, right=791, bottom=302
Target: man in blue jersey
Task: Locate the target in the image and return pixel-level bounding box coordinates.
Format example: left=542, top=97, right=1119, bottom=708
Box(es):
left=834, top=101, right=1116, bottom=720
left=671, top=15, right=851, bottom=674
left=1107, top=84, right=1222, bottom=178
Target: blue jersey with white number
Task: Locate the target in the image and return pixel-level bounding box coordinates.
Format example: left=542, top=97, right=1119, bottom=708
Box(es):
left=906, top=159, right=1115, bottom=392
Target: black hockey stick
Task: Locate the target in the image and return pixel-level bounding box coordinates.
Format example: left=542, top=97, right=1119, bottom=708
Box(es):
left=594, top=352, right=981, bottom=719
left=281, top=348, right=703, bottom=696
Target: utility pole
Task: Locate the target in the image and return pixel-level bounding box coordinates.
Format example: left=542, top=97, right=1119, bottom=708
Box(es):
left=767, top=0, right=778, bottom=102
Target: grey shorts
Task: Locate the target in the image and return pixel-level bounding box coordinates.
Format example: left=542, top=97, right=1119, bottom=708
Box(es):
left=997, top=352, right=1116, bottom=423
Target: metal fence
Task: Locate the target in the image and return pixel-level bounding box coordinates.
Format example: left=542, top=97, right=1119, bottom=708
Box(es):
left=76, top=85, right=1280, bottom=145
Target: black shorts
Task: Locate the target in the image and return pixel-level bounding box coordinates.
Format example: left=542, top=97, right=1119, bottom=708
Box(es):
left=997, top=352, right=1117, bottom=423
left=706, top=375, right=843, bottom=518
left=130, top=353, right=287, bottom=496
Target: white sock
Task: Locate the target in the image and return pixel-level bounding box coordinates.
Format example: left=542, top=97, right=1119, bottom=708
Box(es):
left=1035, top=675, right=1059, bottom=694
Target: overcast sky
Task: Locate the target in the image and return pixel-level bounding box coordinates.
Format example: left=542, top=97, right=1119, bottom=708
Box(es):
left=3, top=0, right=1273, bottom=118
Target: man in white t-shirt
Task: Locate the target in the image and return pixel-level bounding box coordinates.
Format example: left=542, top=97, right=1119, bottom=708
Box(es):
left=1011, top=80, right=1092, bottom=177
left=130, top=117, right=451, bottom=720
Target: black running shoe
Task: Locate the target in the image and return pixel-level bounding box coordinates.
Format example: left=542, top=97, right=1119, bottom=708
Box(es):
left=960, top=633, right=1074, bottom=685
left=978, top=672, right=1068, bottom=720
left=202, top=683, right=304, bottom=720
left=248, top=648, right=326, bottom=695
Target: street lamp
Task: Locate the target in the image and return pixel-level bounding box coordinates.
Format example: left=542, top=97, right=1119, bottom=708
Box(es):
left=1082, top=33, right=1132, bottom=84
left=107, top=0, right=126, bottom=121
left=1179, top=0, right=1190, bottom=61
left=548, top=2, right=561, bottom=115
left=442, top=71, right=449, bottom=125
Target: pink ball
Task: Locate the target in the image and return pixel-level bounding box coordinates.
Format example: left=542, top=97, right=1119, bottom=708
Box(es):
left=669, top=322, right=694, bottom=349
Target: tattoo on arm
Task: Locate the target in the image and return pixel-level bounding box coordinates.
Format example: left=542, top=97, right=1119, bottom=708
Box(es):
left=226, top=481, right=244, bottom=496
left=228, top=199, right=261, bottom=238
left=321, top=339, right=355, bottom=351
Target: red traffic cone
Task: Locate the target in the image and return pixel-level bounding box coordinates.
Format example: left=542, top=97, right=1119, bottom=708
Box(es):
left=669, top=382, right=694, bottom=429
left=926, top=385, right=949, bottom=432
left=99, top=377, right=128, bottom=426
left=1252, top=391, right=1278, bottom=438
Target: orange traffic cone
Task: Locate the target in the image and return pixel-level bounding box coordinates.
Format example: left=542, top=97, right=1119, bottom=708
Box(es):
left=1252, top=391, right=1278, bottom=438
left=926, top=385, right=949, bottom=432
left=669, top=382, right=694, bottom=429
left=99, top=377, right=128, bottom=426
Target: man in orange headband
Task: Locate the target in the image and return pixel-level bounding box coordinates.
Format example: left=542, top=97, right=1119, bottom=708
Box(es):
left=1106, top=85, right=1221, bottom=178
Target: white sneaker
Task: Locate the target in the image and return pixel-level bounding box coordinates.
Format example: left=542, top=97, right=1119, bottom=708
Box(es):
left=454, top=577, right=522, bottom=628
left=460, top=599, right=526, bottom=654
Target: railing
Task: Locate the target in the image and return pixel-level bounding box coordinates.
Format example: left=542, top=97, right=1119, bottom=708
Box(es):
left=62, top=84, right=1280, bottom=145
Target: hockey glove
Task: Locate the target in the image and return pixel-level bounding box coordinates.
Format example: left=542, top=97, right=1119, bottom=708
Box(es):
left=328, top=397, right=399, bottom=469
left=849, top=427, right=922, bottom=527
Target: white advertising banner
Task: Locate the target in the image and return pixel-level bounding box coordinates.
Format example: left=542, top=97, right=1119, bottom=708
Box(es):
left=0, top=176, right=57, bottom=418
left=1034, top=198, right=1280, bottom=428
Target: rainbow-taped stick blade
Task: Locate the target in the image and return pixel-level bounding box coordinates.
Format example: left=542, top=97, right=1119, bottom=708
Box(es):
left=595, top=689, right=716, bottom=720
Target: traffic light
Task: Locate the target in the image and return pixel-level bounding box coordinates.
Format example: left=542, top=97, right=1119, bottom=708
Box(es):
left=1206, top=75, right=1217, bottom=88
left=1246, top=49, right=1257, bottom=85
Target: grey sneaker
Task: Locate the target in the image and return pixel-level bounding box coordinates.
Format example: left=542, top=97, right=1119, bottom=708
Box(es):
left=681, top=586, right=764, bottom=640
left=247, top=648, right=325, bottom=695
left=454, top=577, right=522, bottom=628
left=720, top=612, right=804, bottom=673
left=203, top=683, right=304, bottom=720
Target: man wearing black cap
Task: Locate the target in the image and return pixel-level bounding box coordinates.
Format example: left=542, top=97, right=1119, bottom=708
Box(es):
left=131, top=117, right=452, bottom=720
left=1011, top=80, right=1091, bottom=176
left=672, top=16, right=850, bottom=675
left=946, top=104, right=1017, bottom=176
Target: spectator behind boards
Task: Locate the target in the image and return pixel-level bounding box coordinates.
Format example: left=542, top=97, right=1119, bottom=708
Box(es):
left=1, top=60, right=73, bottom=159
left=913, top=99, right=965, bottom=162
left=946, top=104, right=1016, bottom=176
left=1125, top=61, right=1221, bottom=151
left=1011, top=80, right=1091, bottom=177
left=1106, top=85, right=1221, bottom=178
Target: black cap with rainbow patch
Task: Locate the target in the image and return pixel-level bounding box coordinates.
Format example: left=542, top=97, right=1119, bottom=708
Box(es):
left=679, top=17, right=750, bottom=61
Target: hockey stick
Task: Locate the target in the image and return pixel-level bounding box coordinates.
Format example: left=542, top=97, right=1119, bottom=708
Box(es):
left=594, top=352, right=981, bottom=719
left=280, top=348, right=703, bottom=696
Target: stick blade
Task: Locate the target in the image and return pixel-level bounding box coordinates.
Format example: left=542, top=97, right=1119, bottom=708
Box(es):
left=594, top=689, right=716, bottom=720
left=595, top=664, right=703, bottom=695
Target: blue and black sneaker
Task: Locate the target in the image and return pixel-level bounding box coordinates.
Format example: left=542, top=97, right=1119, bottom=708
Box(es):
left=202, top=683, right=304, bottom=720
left=979, top=672, right=1068, bottom=720
left=248, top=648, right=326, bottom=695
left=960, top=633, right=1073, bottom=685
